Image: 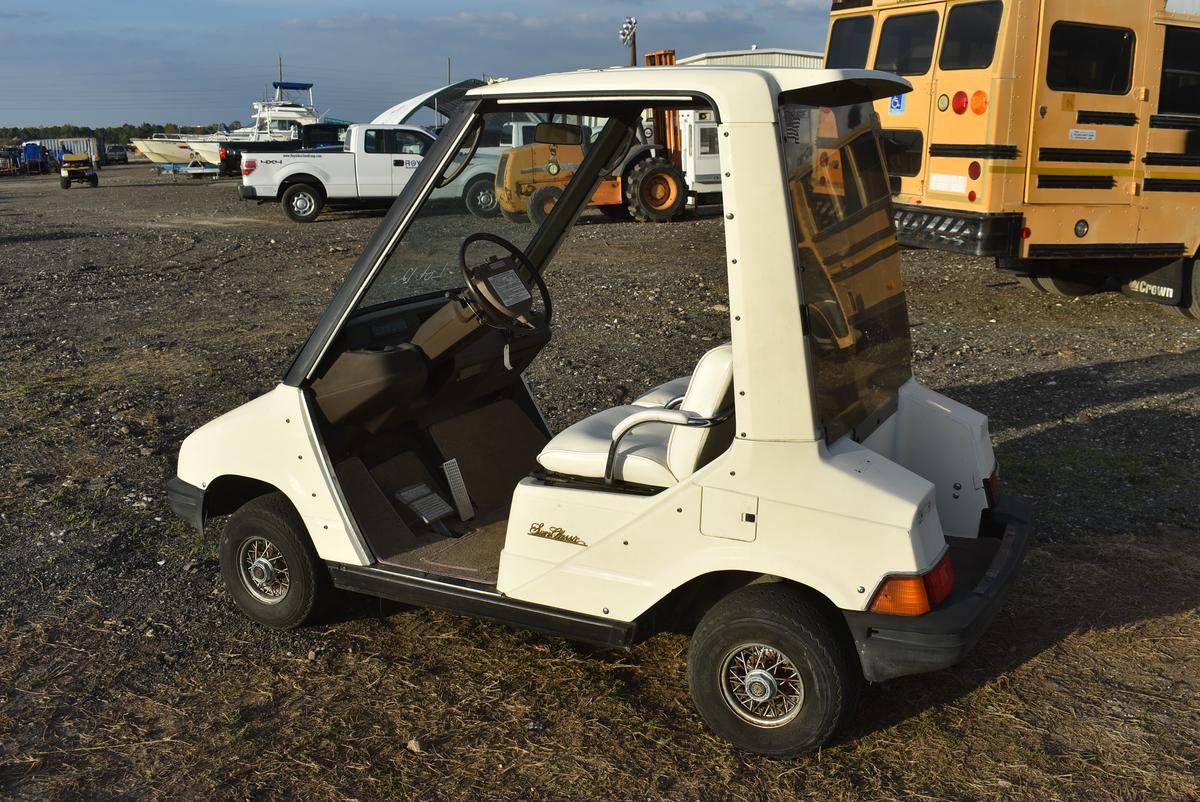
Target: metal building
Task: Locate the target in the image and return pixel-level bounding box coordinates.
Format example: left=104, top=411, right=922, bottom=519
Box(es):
left=677, top=48, right=824, bottom=69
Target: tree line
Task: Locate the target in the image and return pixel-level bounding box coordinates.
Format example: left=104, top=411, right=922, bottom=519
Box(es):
left=1, top=122, right=243, bottom=145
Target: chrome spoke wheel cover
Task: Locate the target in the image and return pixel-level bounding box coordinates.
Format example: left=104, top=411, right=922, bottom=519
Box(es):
left=475, top=187, right=497, bottom=212
left=238, top=536, right=290, bottom=605
left=290, top=193, right=314, bottom=215
left=719, top=642, right=805, bottom=727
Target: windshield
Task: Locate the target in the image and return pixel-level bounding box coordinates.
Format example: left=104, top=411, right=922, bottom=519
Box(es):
left=780, top=101, right=912, bottom=443
left=357, top=108, right=626, bottom=311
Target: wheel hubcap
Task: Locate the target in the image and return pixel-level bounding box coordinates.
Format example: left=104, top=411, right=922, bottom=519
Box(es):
left=238, top=536, right=289, bottom=605
left=643, top=174, right=677, bottom=210
left=720, top=643, right=805, bottom=727
left=476, top=188, right=496, bottom=212
left=291, top=193, right=313, bottom=215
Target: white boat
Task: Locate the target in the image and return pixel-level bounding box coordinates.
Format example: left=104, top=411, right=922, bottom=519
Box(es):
left=134, top=81, right=323, bottom=166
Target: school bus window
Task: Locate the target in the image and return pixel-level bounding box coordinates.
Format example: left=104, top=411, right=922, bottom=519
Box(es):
left=939, top=1, right=1003, bottom=71
left=879, top=130, right=924, bottom=178
left=874, top=12, right=940, bottom=77
left=827, top=16, right=875, bottom=70
left=1159, top=26, right=1200, bottom=116
left=1046, top=22, right=1135, bottom=95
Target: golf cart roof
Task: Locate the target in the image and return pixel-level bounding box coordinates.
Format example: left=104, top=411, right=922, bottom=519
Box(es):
left=467, top=66, right=910, bottom=122
left=372, top=78, right=487, bottom=125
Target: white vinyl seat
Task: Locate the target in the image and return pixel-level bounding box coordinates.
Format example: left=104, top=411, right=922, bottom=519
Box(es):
left=537, top=344, right=735, bottom=487
left=632, top=375, right=691, bottom=408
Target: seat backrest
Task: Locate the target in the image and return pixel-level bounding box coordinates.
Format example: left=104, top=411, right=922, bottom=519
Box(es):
left=667, top=344, right=735, bottom=480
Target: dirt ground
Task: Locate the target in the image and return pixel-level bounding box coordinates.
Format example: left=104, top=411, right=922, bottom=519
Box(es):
left=0, top=165, right=1197, bottom=801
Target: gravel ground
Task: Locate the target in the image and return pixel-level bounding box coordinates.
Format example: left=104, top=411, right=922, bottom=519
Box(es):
left=0, top=165, right=1198, bottom=800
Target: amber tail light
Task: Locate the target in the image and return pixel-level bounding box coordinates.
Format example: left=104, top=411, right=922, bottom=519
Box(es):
left=869, top=553, right=956, bottom=616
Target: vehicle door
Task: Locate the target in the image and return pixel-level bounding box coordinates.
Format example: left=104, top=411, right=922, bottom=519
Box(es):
left=357, top=128, right=396, bottom=197
left=390, top=130, right=432, bottom=196
left=872, top=4, right=942, bottom=199
left=1025, top=1, right=1148, bottom=241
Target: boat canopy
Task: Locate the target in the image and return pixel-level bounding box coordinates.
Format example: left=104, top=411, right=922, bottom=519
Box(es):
left=273, top=81, right=314, bottom=91
left=370, top=78, right=485, bottom=125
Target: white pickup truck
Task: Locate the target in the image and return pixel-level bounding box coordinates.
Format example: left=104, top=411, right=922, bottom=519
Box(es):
left=238, top=123, right=500, bottom=223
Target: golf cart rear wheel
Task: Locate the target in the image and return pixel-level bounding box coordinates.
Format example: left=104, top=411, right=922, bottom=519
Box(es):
left=625, top=156, right=686, bottom=223
left=528, top=185, right=562, bottom=226
left=60, top=177, right=71, bottom=190
left=219, top=493, right=330, bottom=629
left=281, top=182, right=324, bottom=223
left=463, top=174, right=500, bottom=218
left=88, top=174, right=98, bottom=188
left=688, top=584, right=858, bottom=756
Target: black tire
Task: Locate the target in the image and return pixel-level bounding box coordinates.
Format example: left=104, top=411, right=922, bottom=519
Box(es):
left=1034, top=273, right=1100, bottom=297
left=60, top=177, right=71, bottom=190
left=87, top=174, right=98, bottom=188
left=219, top=493, right=331, bottom=629
left=1169, top=259, right=1200, bottom=320
left=624, top=156, right=687, bottom=223
left=688, top=583, right=858, bottom=757
left=500, top=207, right=528, bottom=224
left=528, top=185, right=562, bottom=226
left=597, top=203, right=631, bottom=221
left=463, top=174, right=500, bottom=218
left=1015, top=274, right=1043, bottom=293
left=280, top=182, right=324, bottom=223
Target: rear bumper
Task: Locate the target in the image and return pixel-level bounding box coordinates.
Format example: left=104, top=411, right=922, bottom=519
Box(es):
left=166, top=475, right=205, bottom=533
left=894, top=205, right=1023, bottom=257
left=843, top=496, right=1032, bottom=683
left=238, top=184, right=258, bottom=201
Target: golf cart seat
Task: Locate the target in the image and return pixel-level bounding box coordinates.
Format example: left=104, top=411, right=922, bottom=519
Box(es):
left=633, top=375, right=691, bottom=408
left=537, top=344, right=734, bottom=487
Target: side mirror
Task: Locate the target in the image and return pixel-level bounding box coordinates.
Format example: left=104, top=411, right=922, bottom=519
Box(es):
left=534, top=122, right=583, bottom=145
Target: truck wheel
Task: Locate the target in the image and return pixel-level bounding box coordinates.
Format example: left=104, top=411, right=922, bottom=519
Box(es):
left=464, top=175, right=500, bottom=218
left=1015, top=275, right=1043, bottom=293
left=60, top=177, right=71, bottom=190
left=1035, top=273, right=1100, bottom=297
left=219, top=493, right=331, bottom=629
left=1171, top=259, right=1200, bottom=320
left=625, top=157, right=687, bottom=223
left=528, top=185, right=562, bottom=226
left=688, top=584, right=858, bottom=756
left=281, top=183, right=324, bottom=223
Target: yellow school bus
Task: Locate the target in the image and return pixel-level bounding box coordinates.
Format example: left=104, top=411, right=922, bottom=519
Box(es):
left=826, top=0, right=1200, bottom=317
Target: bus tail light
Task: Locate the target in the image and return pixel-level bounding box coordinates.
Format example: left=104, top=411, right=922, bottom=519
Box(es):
left=971, top=90, right=989, bottom=115
left=968, top=190, right=978, bottom=202
left=968, top=161, right=982, bottom=180
left=952, top=91, right=969, bottom=115
left=242, top=159, right=256, bottom=176
left=1021, top=227, right=1032, bottom=240
left=869, top=553, right=956, bottom=616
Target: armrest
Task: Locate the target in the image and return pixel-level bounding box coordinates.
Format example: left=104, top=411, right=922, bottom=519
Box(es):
left=604, top=406, right=727, bottom=485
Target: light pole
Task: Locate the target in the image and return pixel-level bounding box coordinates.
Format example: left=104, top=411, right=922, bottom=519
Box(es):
left=619, top=17, right=638, bottom=67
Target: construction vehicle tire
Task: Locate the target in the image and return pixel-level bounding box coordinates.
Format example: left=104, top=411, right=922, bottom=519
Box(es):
left=528, top=185, right=562, bottom=227
left=625, top=157, right=686, bottom=223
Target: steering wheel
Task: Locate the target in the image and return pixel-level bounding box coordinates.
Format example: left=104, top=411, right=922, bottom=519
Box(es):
left=458, top=232, right=553, bottom=334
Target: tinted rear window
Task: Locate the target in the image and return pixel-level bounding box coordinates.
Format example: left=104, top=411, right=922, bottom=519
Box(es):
left=879, top=129, right=924, bottom=179
left=1160, top=26, right=1200, bottom=116
left=827, top=16, right=875, bottom=69
left=875, top=12, right=940, bottom=76
left=1046, top=22, right=1135, bottom=95
left=939, top=1, right=1003, bottom=70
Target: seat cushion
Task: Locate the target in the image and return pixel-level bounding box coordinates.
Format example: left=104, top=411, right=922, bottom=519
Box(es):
left=633, top=375, right=691, bottom=407
left=536, top=405, right=676, bottom=487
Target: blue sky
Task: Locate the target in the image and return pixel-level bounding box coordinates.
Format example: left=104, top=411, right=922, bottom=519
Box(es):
left=0, top=0, right=833, bottom=127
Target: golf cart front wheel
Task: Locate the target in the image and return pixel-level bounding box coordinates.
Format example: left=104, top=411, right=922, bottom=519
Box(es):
left=688, top=584, right=858, bottom=756
left=219, top=493, right=330, bottom=629
left=60, top=177, right=71, bottom=190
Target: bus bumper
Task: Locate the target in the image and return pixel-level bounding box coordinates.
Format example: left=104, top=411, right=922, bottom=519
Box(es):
left=894, top=205, right=1023, bottom=257
left=842, top=496, right=1032, bottom=683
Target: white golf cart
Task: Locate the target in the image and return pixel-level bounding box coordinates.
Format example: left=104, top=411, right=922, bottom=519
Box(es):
left=168, top=66, right=1031, bottom=756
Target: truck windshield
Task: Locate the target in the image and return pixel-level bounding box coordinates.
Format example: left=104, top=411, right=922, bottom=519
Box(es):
left=357, top=109, right=618, bottom=310
left=779, top=101, right=912, bottom=443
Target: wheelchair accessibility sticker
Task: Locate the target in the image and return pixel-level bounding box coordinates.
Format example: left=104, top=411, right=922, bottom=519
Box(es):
left=888, top=95, right=907, bottom=115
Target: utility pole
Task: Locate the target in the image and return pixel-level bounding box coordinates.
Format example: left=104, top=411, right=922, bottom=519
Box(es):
left=619, top=17, right=638, bottom=67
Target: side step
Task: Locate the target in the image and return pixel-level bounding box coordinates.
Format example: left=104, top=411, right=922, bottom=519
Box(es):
left=328, top=563, right=637, bottom=649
